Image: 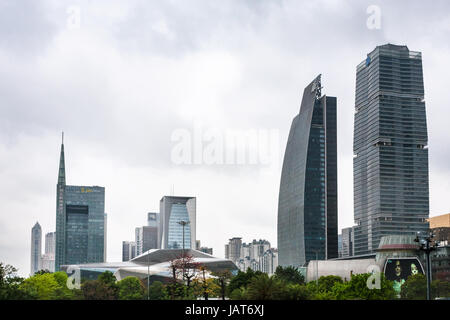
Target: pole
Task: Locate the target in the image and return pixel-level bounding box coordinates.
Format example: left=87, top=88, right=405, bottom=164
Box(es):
left=147, top=247, right=150, bottom=300
left=426, top=240, right=432, bottom=300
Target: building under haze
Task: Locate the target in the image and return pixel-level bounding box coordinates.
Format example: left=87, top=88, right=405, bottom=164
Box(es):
left=55, top=135, right=107, bottom=271
left=159, top=196, right=196, bottom=250
left=122, top=241, right=137, bottom=262
left=277, top=75, right=338, bottom=268
left=30, top=222, right=42, bottom=275
left=41, top=232, right=56, bottom=272
left=135, top=226, right=159, bottom=255
left=353, top=44, right=429, bottom=255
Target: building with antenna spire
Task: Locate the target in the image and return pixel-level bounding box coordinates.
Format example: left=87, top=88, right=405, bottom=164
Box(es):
left=55, top=133, right=107, bottom=271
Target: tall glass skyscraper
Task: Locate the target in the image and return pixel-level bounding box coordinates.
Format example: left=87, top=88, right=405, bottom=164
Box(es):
left=353, top=44, right=429, bottom=255
left=30, top=222, right=42, bottom=275
left=55, top=135, right=106, bottom=271
left=160, top=196, right=196, bottom=250
left=278, top=75, right=338, bottom=267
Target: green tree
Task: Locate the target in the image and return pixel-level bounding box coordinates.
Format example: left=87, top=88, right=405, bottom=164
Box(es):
left=81, top=271, right=119, bottom=300
left=318, top=275, right=343, bottom=293
left=246, top=273, right=283, bottom=300
left=20, top=273, right=60, bottom=300
left=227, top=268, right=261, bottom=296
left=273, top=266, right=305, bottom=285
left=432, top=279, right=450, bottom=299
left=278, top=283, right=311, bottom=300
left=211, top=270, right=232, bottom=300
left=340, top=273, right=396, bottom=300
left=148, top=281, right=166, bottom=300
left=400, top=273, right=426, bottom=300
left=117, top=276, right=145, bottom=300
left=0, top=263, right=30, bottom=300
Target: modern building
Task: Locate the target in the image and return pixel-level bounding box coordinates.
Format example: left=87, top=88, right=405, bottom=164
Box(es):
left=341, top=227, right=354, bottom=258
left=353, top=44, right=429, bottom=255
left=135, top=226, right=158, bottom=256
left=196, top=240, right=213, bottom=255
left=122, top=241, right=137, bottom=262
left=55, top=135, right=106, bottom=271
left=278, top=74, right=338, bottom=267
left=225, top=237, right=242, bottom=264
left=30, top=222, right=42, bottom=275
left=338, top=234, right=342, bottom=258
left=428, top=213, right=450, bottom=228
left=159, top=196, right=196, bottom=250
left=230, top=238, right=278, bottom=274
left=41, top=232, right=56, bottom=272
left=61, top=249, right=238, bottom=283
left=147, top=212, right=159, bottom=228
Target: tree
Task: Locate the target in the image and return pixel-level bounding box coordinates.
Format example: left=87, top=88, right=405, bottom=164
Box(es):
left=117, top=277, right=145, bottom=300
left=318, top=275, right=343, bottom=293
left=19, top=273, right=60, bottom=300
left=432, top=279, right=450, bottom=299
left=148, top=281, right=166, bottom=300
left=273, top=266, right=305, bottom=285
left=337, top=273, right=396, bottom=300
left=170, top=254, right=201, bottom=289
left=278, top=283, right=310, bottom=300
left=81, top=271, right=119, bottom=300
left=228, top=268, right=261, bottom=296
left=0, top=263, right=30, bottom=300
left=246, top=273, right=283, bottom=300
left=211, top=270, right=233, bottom=300
left=400, top=273, right=427, bottom=300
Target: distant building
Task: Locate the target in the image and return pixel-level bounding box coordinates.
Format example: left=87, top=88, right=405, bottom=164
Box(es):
left=30, top=222, right=42, bottom=275
left=54, top=135, right=106, bottom=271
left=196, top=240, right=213, bottom=255
left=135, top=226, right=158, bottom=256
left=41, top=232, right=56, bottom=272
left=122, top=241, right=137, bottom=262
left=147, top=212, right=159, bottom=228
left=225, top=237, right=242, bottom=264
left=160, top=196, right=196, bottom=250
left=338, top=234, right=342, bottom=258
left=231, top=239, right=278, bottom=274
left=341, top=227, right=354, bottom=258
left=428, top=213, right=450, bottom=228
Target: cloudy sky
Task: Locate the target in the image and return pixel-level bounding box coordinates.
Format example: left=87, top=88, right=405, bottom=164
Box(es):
left=1, top=0, right=449, bottom=276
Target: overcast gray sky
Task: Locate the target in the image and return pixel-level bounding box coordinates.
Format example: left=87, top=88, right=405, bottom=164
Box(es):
left=1, top=0, right=449, bottom=277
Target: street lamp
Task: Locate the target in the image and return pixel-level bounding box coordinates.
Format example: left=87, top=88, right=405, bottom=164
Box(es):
left=177, top=220, right=190, bottom=282
left=414, top=231, right=438, bottom=300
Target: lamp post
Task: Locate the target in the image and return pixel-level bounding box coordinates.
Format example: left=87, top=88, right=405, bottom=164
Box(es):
left=414, top=231, right=438, bottom=300
left=177, top=220, right=190, bottom=282
left=147, top=247, right=150, bottom=300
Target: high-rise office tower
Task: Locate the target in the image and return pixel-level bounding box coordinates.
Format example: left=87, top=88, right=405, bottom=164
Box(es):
left=341, top=227, right=354, bottom=257
left=122, top=241, right=137, bottom=261
left=135, top=225, right=158, bottom=255
left=353, top=44, right=429, bottom=255
left=30, top=222, right=42, bottom=275
left=225, top=237, right=242, bottom=264
left=159, top=196, right=196, bottom=250
left=41, top=232, right=56, bottom=272
left=54, top=134, right=106, bottom=271
left=278, top=75, right=338, bottom=267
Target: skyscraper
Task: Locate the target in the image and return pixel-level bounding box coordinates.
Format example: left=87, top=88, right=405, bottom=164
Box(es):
left=122, top=241, right=137, bottom=261
left=353, top=44, right=429, bottom=255
left=135, top=225, right=158, bottom=255
left=41, top=232, right=56, bottom=272
left=30, top=222, right=42, bottom=275
left=55, top=134, right=106, bottom=271
left=159, top=196, right=196, bottom=250
left=278, top=75, right=338, bottom=267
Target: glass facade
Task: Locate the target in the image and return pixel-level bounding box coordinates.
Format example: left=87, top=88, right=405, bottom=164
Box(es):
left=353, top=44, right=429, bottom=255
left=55, top=140, right=106, bottom=270
left=278, top=75, right=338, bottom=267
left=167, top=204, right=192, bottom=249
left=160, top=196, right=196, bottom=250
